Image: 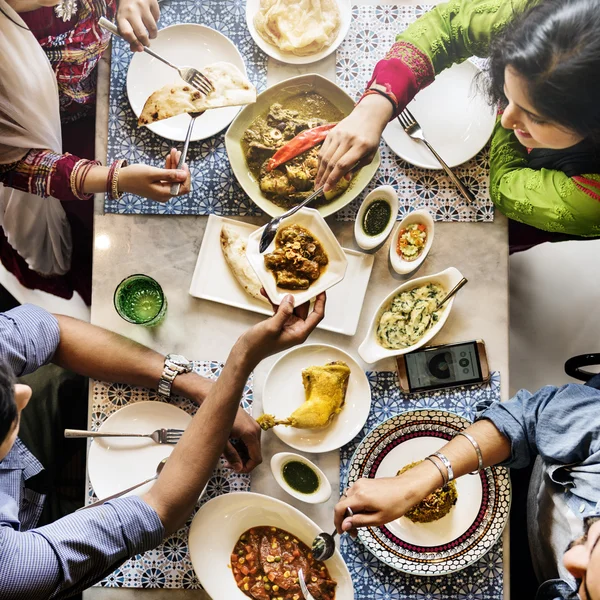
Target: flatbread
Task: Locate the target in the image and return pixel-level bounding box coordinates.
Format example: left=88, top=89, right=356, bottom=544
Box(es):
left=254, top=0, right=340, bottom=57
left=220, top=225, right=268, bottom=304
left=138, top=62, right=256, bottom=126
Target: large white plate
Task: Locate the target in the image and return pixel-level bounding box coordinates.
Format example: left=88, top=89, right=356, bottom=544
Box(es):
left=348, top=410, right=511, bottom=575
left=189, top=492, right=354, bottom=599
left=246, top=0, right=352, bottom=65
left=262, top=344, right=371, bottom=453
left=88, top=401, right=191, bottom=499
left=189, top=214, right=374, bottom=336
left=382, top=61, right=496, bottom=169
left=126, top=24, right=247, bottom=142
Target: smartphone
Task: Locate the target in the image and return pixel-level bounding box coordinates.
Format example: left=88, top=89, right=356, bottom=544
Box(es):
left=396, top=340, right=490, bottom=393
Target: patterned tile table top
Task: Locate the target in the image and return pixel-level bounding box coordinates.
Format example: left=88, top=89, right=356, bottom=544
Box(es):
left=335, top=5, right=494, bottom=223
left=105, top=0, right=266, bottom=215
left=88, top=361, right=253, bottom=589
left=340, top=371, right=504, bottom=599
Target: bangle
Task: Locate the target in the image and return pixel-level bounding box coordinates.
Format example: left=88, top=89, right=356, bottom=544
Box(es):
left=425, top=455, right=447, bottom=487
left=69, top=157, right=85, bottom=199
left=457, top=431, right=484, bottom=474
left=75, top=159, right=101, bottom=200
left=431, top=451, right=454, bottom=483
left=107, top=159, right=127, bottom=200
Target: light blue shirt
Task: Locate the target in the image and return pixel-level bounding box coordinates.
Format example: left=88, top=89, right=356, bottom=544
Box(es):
left=0, top=305, right=165, bottom=599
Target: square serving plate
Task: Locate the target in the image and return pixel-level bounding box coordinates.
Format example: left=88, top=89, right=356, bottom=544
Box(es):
left=189, top=215, right=374, bottom=336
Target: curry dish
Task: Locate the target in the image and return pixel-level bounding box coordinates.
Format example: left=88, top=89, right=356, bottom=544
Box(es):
left=264, top=225, right=328, bottom=290
left=242, top=92, right=350, bottom=209
left=231, top=526, right=336, bottom=600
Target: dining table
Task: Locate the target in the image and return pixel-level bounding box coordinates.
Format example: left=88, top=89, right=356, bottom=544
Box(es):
left=84, top=0, right=510, bottom=598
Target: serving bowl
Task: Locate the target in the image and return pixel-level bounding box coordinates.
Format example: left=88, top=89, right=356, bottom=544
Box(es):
left=354, top=185, right=399, bottom=251
left=246, top=208, right=348, bottom=306
left=189, top=492, right=354, bottom=599
left=270, top=452, right=332, bottom=504
left=225, top=73, right=380, bottom=217
left=358, top=267, right=464, bottom=364
left=389, top=209, right=435, bottom=275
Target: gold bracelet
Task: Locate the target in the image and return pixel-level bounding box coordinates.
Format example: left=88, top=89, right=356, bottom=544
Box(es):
left=70, top=158, right=86, bottom=200
left=110, top=159, right=128, bottom=200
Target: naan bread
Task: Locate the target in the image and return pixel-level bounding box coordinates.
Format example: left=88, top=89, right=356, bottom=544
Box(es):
left=220, top=225, right=268, bottom=304
left=254, top=0, right=340, bottom=57
left=138, top=62, right=256, bottom=126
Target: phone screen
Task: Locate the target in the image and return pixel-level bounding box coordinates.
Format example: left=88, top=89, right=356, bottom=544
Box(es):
left=404, top=341, right=483, bottom=392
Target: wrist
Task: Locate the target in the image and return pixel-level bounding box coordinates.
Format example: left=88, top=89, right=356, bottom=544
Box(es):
left=230, top=338, right=260, bottom=375
left=355, top=94, right=394, bottom=126
left=400, top=459, right=446, bottom=503
left=171, top=371, right=213, bottom=405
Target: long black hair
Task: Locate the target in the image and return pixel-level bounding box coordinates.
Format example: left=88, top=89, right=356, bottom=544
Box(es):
left=487, top=0, right=600, bottom=140
left=0, top=359, right=17, bottom=446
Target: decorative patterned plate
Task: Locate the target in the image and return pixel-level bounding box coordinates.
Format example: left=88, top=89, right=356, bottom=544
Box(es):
left=347, top=409, right=511, bottom=576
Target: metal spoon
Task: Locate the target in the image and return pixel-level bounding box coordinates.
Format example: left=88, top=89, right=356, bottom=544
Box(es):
left=77, top=457, right=167, bottom=511
left=435, top=277, right=468, bottom=310
left=311, top=507, right=353, bottom=561
left=170, top=111, right=204, bottom=196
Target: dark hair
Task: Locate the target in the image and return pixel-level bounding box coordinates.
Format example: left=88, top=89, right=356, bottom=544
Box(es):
left=487, top=0, right=600, bottom=140
left=0, top=359, right=17, bottom=445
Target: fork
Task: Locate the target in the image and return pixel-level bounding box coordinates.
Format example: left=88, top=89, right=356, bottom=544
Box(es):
left=64, top=428, right=184, bottom=444
left=98, top=17, right=214, bottom=96
left=298, top=569, right=316, bottom=600
left=170, top=111, right=204, bottom=195
left=397, top=108, right=476, bottom=204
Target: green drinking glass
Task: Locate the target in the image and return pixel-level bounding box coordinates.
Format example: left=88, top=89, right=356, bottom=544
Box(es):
left=114, top=274, right=167, bottom=326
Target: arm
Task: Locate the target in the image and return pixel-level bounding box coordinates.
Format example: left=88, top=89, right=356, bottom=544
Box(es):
left=489, top=120, right=600, bottom=236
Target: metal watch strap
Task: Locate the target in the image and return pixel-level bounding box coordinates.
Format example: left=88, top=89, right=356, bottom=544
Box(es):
left=158, top=363, right=178, bottom=398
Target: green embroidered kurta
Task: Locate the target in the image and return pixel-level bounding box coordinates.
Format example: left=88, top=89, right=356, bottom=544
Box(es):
left=392, top=0, right=600, bottom=236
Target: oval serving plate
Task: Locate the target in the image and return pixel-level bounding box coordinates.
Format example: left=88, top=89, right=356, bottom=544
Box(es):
left=347, top=410, right=511, bottom=576
left=389, top=209, right=435, bottom=275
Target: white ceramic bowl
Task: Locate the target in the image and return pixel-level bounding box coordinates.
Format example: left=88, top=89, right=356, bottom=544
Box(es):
left=270, top=452, right=332, bottom=504
left=389, top=209, right=435, bottom=275
left=246, top=208, right=348, bottom=305
left=358, top=267, right=464, bottom=364
left=354, top=185, right=399, bottom=251
left=189, top=492, right=355, bottom=600
left=127, top=24, right=247, bottom=142
left=262, top=344, right=372, bottom=453
left=246, top=0, right=352, bottom=65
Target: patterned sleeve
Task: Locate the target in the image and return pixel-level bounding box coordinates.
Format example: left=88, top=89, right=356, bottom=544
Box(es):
left=0, top=496, right=165, bottom=600
left=0, top=149, right=92, bottom=201
left=488, top=119, right=600, bottom=236
left=361, top=0, right=531, bottom=119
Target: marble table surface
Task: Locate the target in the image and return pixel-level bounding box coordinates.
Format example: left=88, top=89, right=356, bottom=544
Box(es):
left=86, top=1, right=510, bottom=597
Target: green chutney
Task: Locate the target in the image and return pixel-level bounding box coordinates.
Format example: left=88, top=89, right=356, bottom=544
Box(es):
left=362, top=199, right=391, bottom=236
left=282, top=460, right=319, bottom=495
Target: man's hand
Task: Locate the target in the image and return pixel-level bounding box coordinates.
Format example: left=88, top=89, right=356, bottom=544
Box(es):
left=223, top=407, right=262, bottom=473
left=237, top=293, right=326, bottom=363
left=116, top=0, right=161, bottom=52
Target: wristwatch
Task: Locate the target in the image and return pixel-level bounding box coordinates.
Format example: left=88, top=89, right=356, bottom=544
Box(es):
left=158, top=354, right=193, bottom=398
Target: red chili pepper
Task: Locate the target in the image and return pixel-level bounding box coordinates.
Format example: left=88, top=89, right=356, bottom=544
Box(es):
left=266, top=123, right=337, bottom=172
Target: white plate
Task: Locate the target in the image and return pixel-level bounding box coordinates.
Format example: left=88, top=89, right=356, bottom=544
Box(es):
left=88, top=401, right=191, bottom=499
left=262, top=344, right=371, bottom=453
left=382, top=61, right=496, bottom=169
left=389, top=209, right=435, bottom=275
left=189, top=215, right=374, bottom=336
left=358, top=267, right=464, bottom=364
left=189, top=492, right=354, bottom=599
left=354, top=185, right=399, bottom=251
left=246, top=208, right=348, bottom=306
left=126, top=24, right=247, bottom=141
left=270, top=452, right=332, bottom=504
left=246, top=0, right=351, bottom=65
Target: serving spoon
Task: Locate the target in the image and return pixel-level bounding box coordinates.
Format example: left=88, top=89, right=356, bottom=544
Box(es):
left=435, top=277, right=468, bottom=310
left=311, top=507, right=353, bottom=561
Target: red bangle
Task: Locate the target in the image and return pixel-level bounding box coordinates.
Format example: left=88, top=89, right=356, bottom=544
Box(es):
left=75, top=160, right=101, bottom=200
left=107, top=159, right=128, bottom=200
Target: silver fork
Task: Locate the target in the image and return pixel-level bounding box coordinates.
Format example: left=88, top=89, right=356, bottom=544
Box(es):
left=170, top=111, right=204, bottom=195
left=64, top=428, right=184, bottom=444
left=98, top=17, right=214, bottom=96
left=397, top=108, right=476, bottom=204
left=298, top=569, right=316, bottom=600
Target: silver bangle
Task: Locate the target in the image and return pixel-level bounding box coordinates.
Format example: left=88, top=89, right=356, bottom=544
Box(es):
left=457, top=431, right=484, bottom=474
left=425, top=455, right=448, bottom=487
left=431, top=451, right=454, bottom=483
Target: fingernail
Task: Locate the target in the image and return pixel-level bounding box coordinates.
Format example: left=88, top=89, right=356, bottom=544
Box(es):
left=177, top=170, right=186, bottom=176
left=323, top=183, right=331, bottom=192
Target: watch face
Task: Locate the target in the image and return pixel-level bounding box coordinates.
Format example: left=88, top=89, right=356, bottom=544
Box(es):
left=168, top=354, right=191, bottom=368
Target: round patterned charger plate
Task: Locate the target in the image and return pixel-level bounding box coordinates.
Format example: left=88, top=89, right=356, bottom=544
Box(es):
left=348, top=409, right=511, bottom=576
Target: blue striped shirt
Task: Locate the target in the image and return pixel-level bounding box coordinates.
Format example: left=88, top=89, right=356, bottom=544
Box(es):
left=0, top=305, right=165, bottom=599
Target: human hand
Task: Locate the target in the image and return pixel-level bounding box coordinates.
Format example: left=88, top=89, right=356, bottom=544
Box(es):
left=116, top=0, right=160, bottom=52
left=315, top=94, right=392, bottom=192
left=334, top=460, right=443, bottom=536
left=223, top=407, right=263, bottom=473
left=118, top=149, right=191, bottom=202
left=237, top=293, right=326, bottom=363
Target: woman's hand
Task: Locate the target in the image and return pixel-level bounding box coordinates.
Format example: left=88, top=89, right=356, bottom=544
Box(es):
left=116, top=0, right=161, bottom=52
left=334, top=460, right=443, bottom=535
left=118, top=148, right=191, bottom=202
left=315, top=94, right=393, bottom=192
